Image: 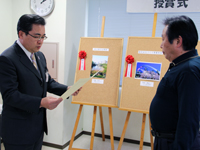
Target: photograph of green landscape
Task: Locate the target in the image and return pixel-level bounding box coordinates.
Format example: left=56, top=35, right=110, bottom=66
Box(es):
left=90, top=55, right=108, bottom=78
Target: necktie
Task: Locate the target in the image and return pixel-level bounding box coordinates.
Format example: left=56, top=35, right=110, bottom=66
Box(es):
left=30, top=53, right=38, bottom=70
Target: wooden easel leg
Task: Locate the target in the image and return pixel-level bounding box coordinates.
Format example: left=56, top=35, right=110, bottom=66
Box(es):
left=90, top=106, right=97, bottom=150
left=117, top=111, right=131, bottom=150
left=108, top=107, right=114, bottom=150
left=149, top=115, right=154, bottom=150
left=99, top=106, right=105, bottom=141
left=152, top=13, right=157, bottom=37
left=68, top=105, right=83, bottom=150
left=139, top=113, right=147, bottom=150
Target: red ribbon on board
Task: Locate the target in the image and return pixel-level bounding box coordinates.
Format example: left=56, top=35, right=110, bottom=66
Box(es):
left=79, top=50, right=87, bottom=70
left=125, top=55, right=134, bottom=77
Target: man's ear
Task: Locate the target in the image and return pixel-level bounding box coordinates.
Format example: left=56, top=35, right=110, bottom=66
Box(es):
left=176, top=36, right=183, bottom=48
left=18, top=30, right=24, bottom=39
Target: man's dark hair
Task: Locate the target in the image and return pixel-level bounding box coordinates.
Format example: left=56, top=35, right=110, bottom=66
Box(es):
left=17, top=14, right=46, bottom=36
left=163, top=15, right=198, bottom=51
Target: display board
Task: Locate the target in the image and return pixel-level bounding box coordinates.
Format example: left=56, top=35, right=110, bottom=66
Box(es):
left=197, top=41, right=200, bottom=52
left=72, top=37, right=123, bottom=107
left=119, top=37, right=169, bottom=113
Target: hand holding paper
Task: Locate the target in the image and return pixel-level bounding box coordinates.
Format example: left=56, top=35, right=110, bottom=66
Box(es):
left=40, top=97, right=63, bottom=110
left=70, top=86, right=82, bottom=96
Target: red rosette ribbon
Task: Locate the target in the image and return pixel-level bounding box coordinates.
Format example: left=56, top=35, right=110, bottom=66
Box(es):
left=125, top=55, right=134, bottom=77
left=79, top=50, right=87, bottom=70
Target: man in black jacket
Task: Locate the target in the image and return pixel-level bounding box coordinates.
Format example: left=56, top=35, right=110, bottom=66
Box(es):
left=150, top=15, right=200, bottom=150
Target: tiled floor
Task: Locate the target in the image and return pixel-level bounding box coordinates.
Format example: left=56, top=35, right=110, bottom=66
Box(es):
left=1, top=134, right=152, bottom=150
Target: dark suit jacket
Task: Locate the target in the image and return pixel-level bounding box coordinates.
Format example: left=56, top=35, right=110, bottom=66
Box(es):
left=0, top=42, right=68, bottom=145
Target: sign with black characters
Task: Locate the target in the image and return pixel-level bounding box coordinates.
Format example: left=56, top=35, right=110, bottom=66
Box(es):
left=127, top=0, right=200, bottom=13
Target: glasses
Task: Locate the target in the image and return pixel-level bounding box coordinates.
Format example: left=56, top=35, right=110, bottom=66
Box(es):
left=28, top=33, right=47, bottom=41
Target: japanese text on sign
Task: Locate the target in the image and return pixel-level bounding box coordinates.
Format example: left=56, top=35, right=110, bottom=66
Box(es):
left=154, top=0, right=188, bottom=9
left=127, top=0, right=200, bottom=13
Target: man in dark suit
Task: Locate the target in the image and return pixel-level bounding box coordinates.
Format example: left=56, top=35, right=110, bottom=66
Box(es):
left=0, top=14, right=81, bottom=150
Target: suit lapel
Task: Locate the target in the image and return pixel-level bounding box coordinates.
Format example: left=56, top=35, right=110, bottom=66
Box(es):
left=15, top=44, right=42, bottom=81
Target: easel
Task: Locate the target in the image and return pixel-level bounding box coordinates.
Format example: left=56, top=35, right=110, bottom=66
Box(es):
left=117, top=111, right=153, bottom=150
left=68, top=16, right=115, bottom=150
left=117, top=13, right=158, bottom=150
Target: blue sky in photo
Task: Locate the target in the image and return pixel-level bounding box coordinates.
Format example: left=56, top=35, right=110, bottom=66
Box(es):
left=135, top=61, right=162, bottom=73
left=92, top=55, right=108, bottom=64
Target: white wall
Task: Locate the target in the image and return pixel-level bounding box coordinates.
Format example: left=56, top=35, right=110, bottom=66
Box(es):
left=0, top=0, right=13, bottom=52
left=62, top=0, right=88, bottom=144
left=0, top=0, right=13, bottom=104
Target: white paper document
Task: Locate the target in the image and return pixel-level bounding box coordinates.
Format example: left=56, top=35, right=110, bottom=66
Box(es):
left=61, top=71, right=100, bottom=100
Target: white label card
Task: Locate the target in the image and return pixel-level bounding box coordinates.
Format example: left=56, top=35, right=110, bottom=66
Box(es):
left=138, top=51, right=163, bottom=55
left=140, top=81, right=154, bottom=87
left=93, top=48, right=109, bottom=51
left=92, top=79, right=104, bottom=84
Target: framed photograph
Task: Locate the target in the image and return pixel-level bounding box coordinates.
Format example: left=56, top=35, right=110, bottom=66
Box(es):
left=90, top=55, right=108, bottom=78
left=135, top=61, right=161, bottom=81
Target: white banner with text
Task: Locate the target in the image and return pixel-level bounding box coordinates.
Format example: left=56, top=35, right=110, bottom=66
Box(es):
left=127, top=0, right=200, bottom=13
